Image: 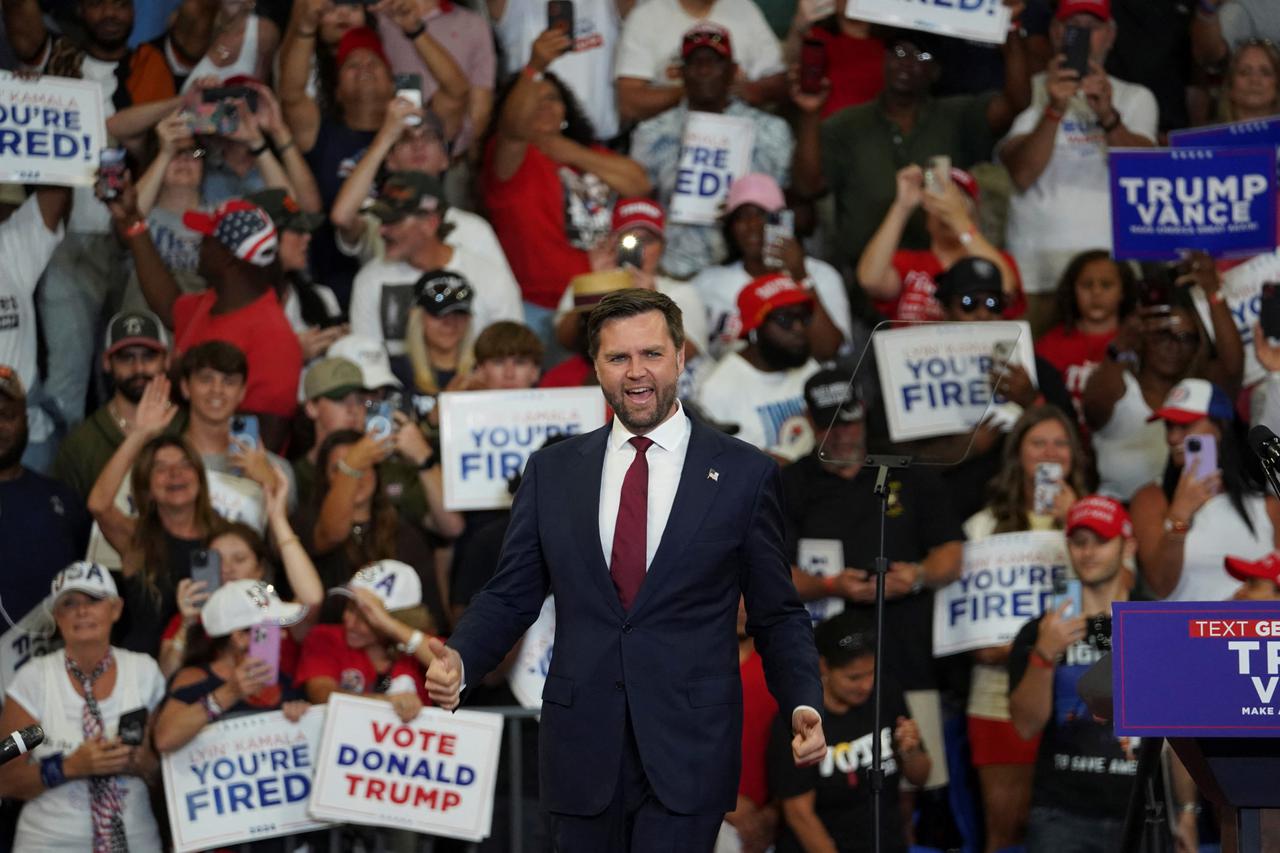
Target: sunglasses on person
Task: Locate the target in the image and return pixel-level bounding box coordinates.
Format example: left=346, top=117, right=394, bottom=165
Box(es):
left=956, top=293, right=1004, bottom=314
left=890, top=44, right=933, bottom=63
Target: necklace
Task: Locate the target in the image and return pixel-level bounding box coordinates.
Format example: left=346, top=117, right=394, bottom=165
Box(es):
left=107, top=402, right=130, bottom=435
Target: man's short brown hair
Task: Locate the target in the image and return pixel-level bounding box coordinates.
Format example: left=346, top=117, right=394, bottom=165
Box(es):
left=178, top=341, right=248, bottom=381
left=586, top=289, right=685, bottom=360
left=473, top=321, right=545, bottom=364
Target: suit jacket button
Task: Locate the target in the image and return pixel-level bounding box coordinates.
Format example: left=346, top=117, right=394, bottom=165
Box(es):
left=622, top=623, right=633, bottom=634
left=615, top=681, right=624, bottom=690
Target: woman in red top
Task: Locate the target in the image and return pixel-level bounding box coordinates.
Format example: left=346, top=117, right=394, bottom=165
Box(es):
left=481, top=27, right=650, bottom=348
left=786, top=0, right=885, bottom=117
left=856, top=164, right=1023, bottom=324
left=1034, top=251, right=1137, bottom=432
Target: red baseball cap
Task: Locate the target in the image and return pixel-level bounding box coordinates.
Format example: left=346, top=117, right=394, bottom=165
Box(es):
left=612, top=198, right=665, bottom=237
left=1224, top=552, right=1280, bottom=584
left=1147, top=378, right=1234, bottom=425
left=1056, top=0, right=1111, bottom=21
left=737, top=273, right=814, bottom=337
left=337, top=27, right=390, bottom=71
left=1066, top=495, right=1133, bottom=540
left=682, top=23, right=732, bottom=61
left=950, top=168, right=980, bottom=202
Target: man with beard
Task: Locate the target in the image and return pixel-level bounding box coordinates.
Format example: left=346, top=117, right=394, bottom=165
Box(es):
left=694, top=274, right=821, bottom=461
left=0, top=366, right=91, bottom=628
left=424, top=288, right=825, bottom=852
left=52, top=309, right=180, bottom=501
left=630, top=24, right=793, bottom=279
left=5, top=0, right=176, bottom=430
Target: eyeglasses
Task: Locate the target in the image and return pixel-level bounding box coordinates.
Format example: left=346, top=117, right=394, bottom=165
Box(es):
left=891, top=45, right=933, bottom=63
left=1151, top=329, right=1199, bottom=348
left=768, top=308, right=813, bottom=328
left=957, top=293, right=1004, bottom=314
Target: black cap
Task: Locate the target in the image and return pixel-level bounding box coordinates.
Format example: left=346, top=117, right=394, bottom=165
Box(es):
left=804, top=368, right=864, bottom=428
left=104, top=310, right=169, bottom=357
left=246, top=188, right=325, bottom=233
left=814, top=610, right=877, bottom=666
left=935, top=256, right=1002, bottom=301
left=415, top=270, right=473, bottom=317
left=366, top=171, right=446, bottom=224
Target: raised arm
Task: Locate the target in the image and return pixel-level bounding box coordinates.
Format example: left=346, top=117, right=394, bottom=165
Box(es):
left=135, top=113, right=193, bottom=216
left=986, top=9, right=1032, bottom=135
left=490, top=28, right=571, bottom=181
left=1080, top=314, right=1142, bottom=431
left=279, top=0, right=329, bottom=153
left=312, top=434, right=394, bottom=554
left=262, top=467, right=325, bottom=607
left=856, top=165, right=922, bottom=300
left=535, top=134, right=651, bottom=197
left=331, top=98, right=419, bottom=242
left=1189, top=0, right=1229, bottom=70
left=1181, top=255, right=1244, bottom=394
left=788, top=78, right=830, bottom=200
left=380, top=0, right=470, bottom=138
left=1001, top=58, right=1076, bottom=192
left=251, top=83, right=324, bottom=212
left=102, top=175, right=182, bottom=327
left=87, top=376, right=178, bottom=561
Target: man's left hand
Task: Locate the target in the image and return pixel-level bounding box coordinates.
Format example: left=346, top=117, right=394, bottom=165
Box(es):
left=791, top=707, right=826, bottom=766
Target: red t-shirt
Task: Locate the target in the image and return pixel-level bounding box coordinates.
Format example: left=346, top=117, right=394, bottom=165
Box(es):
left=163, top=614, right=303, bottom=681
left=172, top=289, right=303, bottom=417
left=480, top=139, right=594, bottom=309
left=739, top=649, right=779, bottom=807
left=1035, top=325, right=1115, bottom=428
left=295, top=624, right=429, bottom=704
left=809, top=29, right=885, bottom=118
left=538, top=355, right=594, bottom=388
left=876, top=250, right=1026, bottom=323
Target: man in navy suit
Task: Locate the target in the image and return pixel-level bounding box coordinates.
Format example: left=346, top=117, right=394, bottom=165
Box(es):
left=426, top=289, right=825, bottom=851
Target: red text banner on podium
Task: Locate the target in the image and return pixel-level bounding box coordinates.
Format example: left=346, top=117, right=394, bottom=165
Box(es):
left=1113, top=601, right=1280, bottom=737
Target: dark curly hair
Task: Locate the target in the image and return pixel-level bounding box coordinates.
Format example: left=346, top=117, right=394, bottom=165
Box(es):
left=491, top=69, right=598, bottom=147
left=1053, top=250, right=1137, bottom=334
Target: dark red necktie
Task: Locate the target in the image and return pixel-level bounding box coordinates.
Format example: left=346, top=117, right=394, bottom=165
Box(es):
left=610, top=436, right=653, bottom=610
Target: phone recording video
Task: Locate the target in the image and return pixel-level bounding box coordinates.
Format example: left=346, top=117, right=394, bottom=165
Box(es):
left=547, top=0, right=574, bottom=48
left=1062, top=24, right=1091, bottom=77
left=799, top=38, right=827, bottom=95
left=97, top=148, right=128, bottom=201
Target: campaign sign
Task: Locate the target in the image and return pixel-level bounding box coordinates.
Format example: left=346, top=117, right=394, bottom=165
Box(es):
left=1113, top=600, right=1280, bottom=737
left=797, top=538, right=846, bottom=625
left=0, top=600, right=57, bottom=704
left=508, top=595, right=555, bottom=709
left=0, top=73, right=106, bottom=186
left=668, top=111, right=755, bottom=225
left=163, top=707, right=330, bottom=853
left=1169, top=117, right=1280, bottom=160
left=1189, top=249, right=1280, bottom=388
left=1108, top=147, right=1277, bottom=260
left=934, top=531, right=1070, bottom=656
left=845, top=0, right=1012, bottom=45
left=439, top=387, right=606, bottom=511
left=309, top=694, right=504, bottom=840
left=872, top=320, right=1036, bottom=443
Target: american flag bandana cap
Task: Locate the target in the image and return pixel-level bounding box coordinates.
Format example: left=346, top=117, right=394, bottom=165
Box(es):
left=183, top=199, right=279, bottom=267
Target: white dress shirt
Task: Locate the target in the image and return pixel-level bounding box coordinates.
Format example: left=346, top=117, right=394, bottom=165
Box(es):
left=598, top=400, right=692, bottom=571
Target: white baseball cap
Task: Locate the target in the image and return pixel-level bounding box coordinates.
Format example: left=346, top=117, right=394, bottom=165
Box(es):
left=201, top=579, right=308, bottom=638
left=330, top=560, right=423, bottom=611
left=327, top=334, right=402, bottom=390
left=51, top=561, right=118, bottom=603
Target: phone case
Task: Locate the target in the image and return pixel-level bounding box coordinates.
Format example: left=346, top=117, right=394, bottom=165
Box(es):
left=1184, top=434, right=1217, bottom=479
left=117, top=707, right=148, bottom=746
left=1052, top=579, right=1083, bottom=617
left=248, top=622, right=281, bottom=686
left=230, top=415, right=260, bottom=450
left=1033, top=462, right=1062, bottom=515
left=366, top=402, right=394, bottom=440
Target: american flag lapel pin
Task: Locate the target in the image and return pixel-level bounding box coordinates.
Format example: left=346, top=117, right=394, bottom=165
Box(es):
left=707, top=468, right=719, bottom=482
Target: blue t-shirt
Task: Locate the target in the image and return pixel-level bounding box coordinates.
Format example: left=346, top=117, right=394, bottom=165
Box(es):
left=305, top=120, right=377, bottom=307
left=0, top=468, right=90, bottom=625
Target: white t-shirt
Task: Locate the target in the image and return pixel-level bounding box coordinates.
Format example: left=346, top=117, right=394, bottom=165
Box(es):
left=1091, top=371, right=1168, bottom=501
left=70, top=57, right=118, bottom=235
left=337, top=208, right=515, bottom=286
left=1169, top=492, right=1272, bottom=603
left=0, top=196, right=64, bottom=441
left=494, top=0, right=621, bottom=139
left=553, top=273, right=710, bottom=355
left=615, top=0, right=784, bottom=86
left=693, top=351, right=818, bottom=459
left=1002, top=73, right=1158, bottom=283
left=691, top=259, right=852, bottom=360
left=8, top=648, right=165, bottom=851
left=349, top=247, right=524, bottom=356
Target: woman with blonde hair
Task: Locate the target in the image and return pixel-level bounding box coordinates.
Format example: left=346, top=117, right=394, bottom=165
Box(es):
left=1218, top=39, right=1280, bottom=122
left=403, top=270, right=476, bottom=403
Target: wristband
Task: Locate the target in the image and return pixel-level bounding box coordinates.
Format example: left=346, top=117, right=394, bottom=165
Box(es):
left=248, top=140, right=269, bottom=157
left=124, top=219, right=148, bottom=238
left=822, top=576, right=838, bottom=595
left=397, top=629, right=425, bottom=655
left=1164, top=516, right=1192, bottom=535
left=201, top=692, right=225, bottom=721
left=1043, top=105, right=1064, bottom=123
left=1100, top=109, right=1122, bottom=133
left=40, top=753, right=67, bottom=788
left=275, top=139, right=295, bottom=155
left=337, top=458, right=364, bottom=479
left=418, top=454, right=437, bottom=472
left=1179, top=802, right=1203, bottom=815
left=276, top=535, right=301, bottom=550
left=1208, top=291, right=1225, bottom=305
left=522, top=64, right=542, bottom=81
left=403, top=22, right=426, bottom=40
left=1030, top=648, right=1056, bottom=669
left=958, top=226, right=976, bottom=247
left=296, top=27, right=316, bottom=37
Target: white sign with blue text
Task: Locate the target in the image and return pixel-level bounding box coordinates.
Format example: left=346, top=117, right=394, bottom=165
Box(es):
left=873, top=321, right=1036, bottom=443
left=933, top=530, right=1070, bottom=656
left=845, top=0, right=1012, bottom=45
left=508, top=595, right=556, bottom=709
left=163, top=706, right=331, bottom=853
left=1190, top=249, right=1280, bottom=388
left=0, top=73, right=106, bottom=186
left=668, top=111, right=755, bottom=225
left=439, top=387, right=607, bottom=511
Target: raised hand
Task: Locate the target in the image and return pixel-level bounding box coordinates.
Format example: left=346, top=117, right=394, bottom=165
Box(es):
left=1037, top=601, right=1086, bottom=660
left=134, top=375, right=177, bottom=437
left=894, top=715, right=922, bottom=754
left=791, top=706, right=826, bottom=766
left=176, top=578, right=211, bottom=623
left=423, top=637, right=462, bottom=710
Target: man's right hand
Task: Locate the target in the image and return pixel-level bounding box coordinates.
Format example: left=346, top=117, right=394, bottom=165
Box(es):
left=424, top=637, right=462, bottom=710
left=1045, top=55, right=1080, bottom=113
left=66, top=737, right=133, bottom=778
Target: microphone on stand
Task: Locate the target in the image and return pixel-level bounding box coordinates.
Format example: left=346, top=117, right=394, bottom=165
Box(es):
left=1247, top=425, right=1280, bottom=501
left=0, top=725, right=43, bottom=767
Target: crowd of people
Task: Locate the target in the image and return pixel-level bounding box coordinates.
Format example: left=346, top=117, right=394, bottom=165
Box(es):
left=0, top=0, right=1278, bottom=849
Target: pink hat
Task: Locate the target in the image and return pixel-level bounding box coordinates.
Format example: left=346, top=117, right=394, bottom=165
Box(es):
left=724, top=173, right=785, bottom=216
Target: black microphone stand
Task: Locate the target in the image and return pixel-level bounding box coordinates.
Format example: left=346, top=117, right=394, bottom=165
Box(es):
left=866, top=453, right=912, bottom=853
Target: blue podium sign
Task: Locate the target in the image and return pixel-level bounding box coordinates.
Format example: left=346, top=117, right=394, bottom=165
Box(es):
left=1113, top=600, right=1280, bottom=737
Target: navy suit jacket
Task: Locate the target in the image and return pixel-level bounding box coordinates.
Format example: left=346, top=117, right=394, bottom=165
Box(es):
left=447, top=416, right=823, bottom=816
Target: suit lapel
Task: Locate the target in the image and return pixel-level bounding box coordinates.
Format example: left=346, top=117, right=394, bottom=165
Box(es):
left=571, top=425, right=626, bottom=619
left=628, top=420, right=725, bottom=619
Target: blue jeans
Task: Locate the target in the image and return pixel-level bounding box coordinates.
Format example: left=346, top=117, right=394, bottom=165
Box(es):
left=1026, top=805, right=1124, bottom=853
